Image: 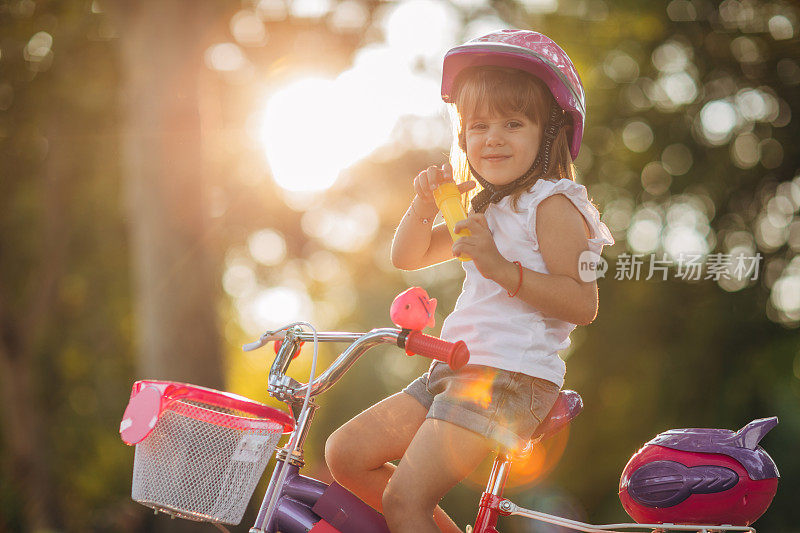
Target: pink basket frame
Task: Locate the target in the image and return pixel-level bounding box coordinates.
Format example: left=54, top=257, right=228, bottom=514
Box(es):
left=131, top=380, right=295, bottom=433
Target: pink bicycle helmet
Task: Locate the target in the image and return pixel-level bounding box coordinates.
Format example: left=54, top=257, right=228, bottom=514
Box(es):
left=441, top=29, right=586, bottom=160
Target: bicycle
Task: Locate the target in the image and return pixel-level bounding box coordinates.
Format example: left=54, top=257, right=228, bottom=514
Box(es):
left=120, top=318, right=778, bottom=533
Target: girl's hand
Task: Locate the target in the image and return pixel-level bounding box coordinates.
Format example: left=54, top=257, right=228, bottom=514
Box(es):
left=412, top=163, right=475, bottom=217
left=452, top=214, right=509, bottom=280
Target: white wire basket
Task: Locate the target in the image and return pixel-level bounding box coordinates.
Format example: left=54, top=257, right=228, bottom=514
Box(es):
left=120, top=380, right=294, bottom=525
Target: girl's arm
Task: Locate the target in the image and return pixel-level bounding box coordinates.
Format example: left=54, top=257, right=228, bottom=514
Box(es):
left=391, top=202, right=457, bottom=270
left=452, top=194, right=598, bottom=325
left=391, top=165, right=475, bottom=270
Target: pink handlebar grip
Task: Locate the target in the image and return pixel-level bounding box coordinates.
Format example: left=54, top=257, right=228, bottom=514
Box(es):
left=404, top=331, right=470, bottom=370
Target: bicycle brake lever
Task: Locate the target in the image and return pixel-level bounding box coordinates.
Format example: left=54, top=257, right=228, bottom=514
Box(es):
left=242, top=330, right=285, bottom=351
left=242, top=339, right=265, bottom=351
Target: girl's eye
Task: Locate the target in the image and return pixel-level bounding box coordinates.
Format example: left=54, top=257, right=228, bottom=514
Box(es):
left=470, top=123, right=487, bottom=130
left=507, top=121, right=523, bottom=128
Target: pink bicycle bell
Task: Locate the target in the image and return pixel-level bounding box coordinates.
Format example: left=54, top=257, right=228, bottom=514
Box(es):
left=390, top=286, right=437, bottom=331
left=619, top=417, right=779, bottom=526
left=441, top=29, right=586, bottom=160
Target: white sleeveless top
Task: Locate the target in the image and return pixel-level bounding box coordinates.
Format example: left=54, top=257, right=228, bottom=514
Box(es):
left=439, top=178, right=615, bottom=387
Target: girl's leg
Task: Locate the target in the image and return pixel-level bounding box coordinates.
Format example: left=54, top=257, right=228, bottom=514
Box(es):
left=325, top=392, right=463, bottom=532
left=382, top=418, right=493, bottom=533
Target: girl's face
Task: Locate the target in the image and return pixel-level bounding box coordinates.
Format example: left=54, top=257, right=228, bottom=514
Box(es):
left=464, top=111, right=542, bottom=186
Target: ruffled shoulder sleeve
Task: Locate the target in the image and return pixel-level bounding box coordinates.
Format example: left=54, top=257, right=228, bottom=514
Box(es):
left=521, top=178, right=615, bottom=253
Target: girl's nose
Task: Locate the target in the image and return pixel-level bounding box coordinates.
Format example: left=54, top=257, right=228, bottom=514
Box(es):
left=486, top=129, right=505, bottom=146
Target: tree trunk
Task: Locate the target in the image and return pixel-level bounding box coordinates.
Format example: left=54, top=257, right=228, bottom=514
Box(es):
left=0, top=99, right=71, bottom=530
left=116, top=1, right=223, bottom=389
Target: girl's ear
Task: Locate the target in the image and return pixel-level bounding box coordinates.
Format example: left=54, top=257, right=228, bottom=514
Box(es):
left=458, top=130, right=466, bottom=152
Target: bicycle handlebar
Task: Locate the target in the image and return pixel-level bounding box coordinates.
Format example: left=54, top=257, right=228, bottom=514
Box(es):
left=243, top=331, right=363, bottom=352
left=243, top=326, right=469, bottom=402
left=403, top=330, right=470, bottom=369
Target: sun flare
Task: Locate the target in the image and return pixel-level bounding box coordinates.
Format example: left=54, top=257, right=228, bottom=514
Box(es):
left=257, top=45, right=442, bottom=194
left=259, top=73, right=404, bottom=192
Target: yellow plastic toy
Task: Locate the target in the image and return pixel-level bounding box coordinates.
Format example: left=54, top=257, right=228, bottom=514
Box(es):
left=433, top=182, right=471, bottom=261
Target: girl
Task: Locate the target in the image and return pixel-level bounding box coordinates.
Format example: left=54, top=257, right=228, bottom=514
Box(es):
left=325, top=30, right=614, bottom=533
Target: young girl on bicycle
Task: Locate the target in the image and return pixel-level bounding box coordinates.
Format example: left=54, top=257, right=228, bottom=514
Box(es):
left=325, top=30, right=614, bottom=533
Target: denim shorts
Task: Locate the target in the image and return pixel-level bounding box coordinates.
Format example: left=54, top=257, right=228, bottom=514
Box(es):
left=402, top=361, right=560, bottom=451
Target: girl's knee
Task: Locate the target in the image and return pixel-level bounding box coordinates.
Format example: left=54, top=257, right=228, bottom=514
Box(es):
left=324, top=428, right=352, bottom=478
left=382, top=482, right=431, bottom=525
left=325, top=426, right=370, bottom=486
left=381, top=484, right=404, bottom=524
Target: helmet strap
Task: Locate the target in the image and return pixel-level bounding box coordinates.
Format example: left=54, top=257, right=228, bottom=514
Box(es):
left=469, top=104, right=566, bottom=214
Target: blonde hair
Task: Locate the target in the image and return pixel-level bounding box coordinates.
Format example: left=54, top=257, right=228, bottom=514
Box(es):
left=447, top=67, right=576, bottom=212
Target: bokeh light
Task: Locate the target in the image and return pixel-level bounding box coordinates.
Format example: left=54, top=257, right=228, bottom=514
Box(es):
left=735, top=87, right=778, bottom=122
left=306, top=250, right=344, bottom=282
left=248, top=228, right=287, bottom=266
left=223, top=260, right=258, bottom=299
left=24, top=31, right=53, bottom=62
left=768, top=14, right=794, bottom=40
left=603, top=196, right=635, bottom=234
left=205, top=42, right=248, bottom=72
left=329, top=1, right=369, bottom=32
left=660, top=143, right=693, bottom=176
left=382, top=0, right=459, bottom=61
left=731, top=133, right=760, bottom=168
left=640, top=161, right=672, bottom=196
left=731, top=35, right=763, bottom=64
left=604, top=50, right=639, bottom=84
left=463, top=15, right=506, bottom=39
left=301, top=203, right=379, bottom=252
left=256, top=0, right=289, bottom=21
left=719, top=229, right=760, bottom=292
left=666, top=0, right=696, bottom=21
left=24, top=31, right=53, bottom=71
left=699, top=99, right=738, bottom=144
left=622, top=120, right=654, bottom=153
left=520, top=0, right=559, bottom=15
left=770, top=256, right=800, bottom=325
left=290, top=0, right=332, bottom=19
left=759, top=138, right=784, bottom=169
left=659, top=71, right=698, bottom=107
left=663, top=195, right=714, bottom=259
left=628, top=204, right=663, bottom=254
left=237, top=285, right=314, bottom=335
left=230, top=11, right=268, bottom=46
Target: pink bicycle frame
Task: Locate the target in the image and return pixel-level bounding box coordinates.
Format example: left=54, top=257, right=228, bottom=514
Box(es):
left=473, top=451, right=513, bottom=533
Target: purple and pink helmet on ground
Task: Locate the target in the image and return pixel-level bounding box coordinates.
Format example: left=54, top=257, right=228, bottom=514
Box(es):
left=441, top=29, right=586, bottom=160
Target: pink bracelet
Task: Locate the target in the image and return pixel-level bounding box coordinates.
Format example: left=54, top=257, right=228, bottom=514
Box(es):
left=507, top=261, right=523, bottom=298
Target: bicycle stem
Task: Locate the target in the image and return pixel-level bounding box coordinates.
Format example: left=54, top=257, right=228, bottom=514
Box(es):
left=268, top=328, right=403, bottom=403
left=277, top=397, right=319, bottom=467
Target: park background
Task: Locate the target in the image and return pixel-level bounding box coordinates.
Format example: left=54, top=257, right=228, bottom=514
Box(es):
left=1, top=0, right=799, bottom=531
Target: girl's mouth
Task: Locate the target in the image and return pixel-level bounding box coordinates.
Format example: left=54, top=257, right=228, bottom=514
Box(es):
left=483, top=155, right=510, bottom=162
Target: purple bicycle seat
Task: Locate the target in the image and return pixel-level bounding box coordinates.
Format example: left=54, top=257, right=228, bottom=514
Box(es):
left=647, top=417, right=779, bottom=480
left=530, top=389, right=583, bottom=442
